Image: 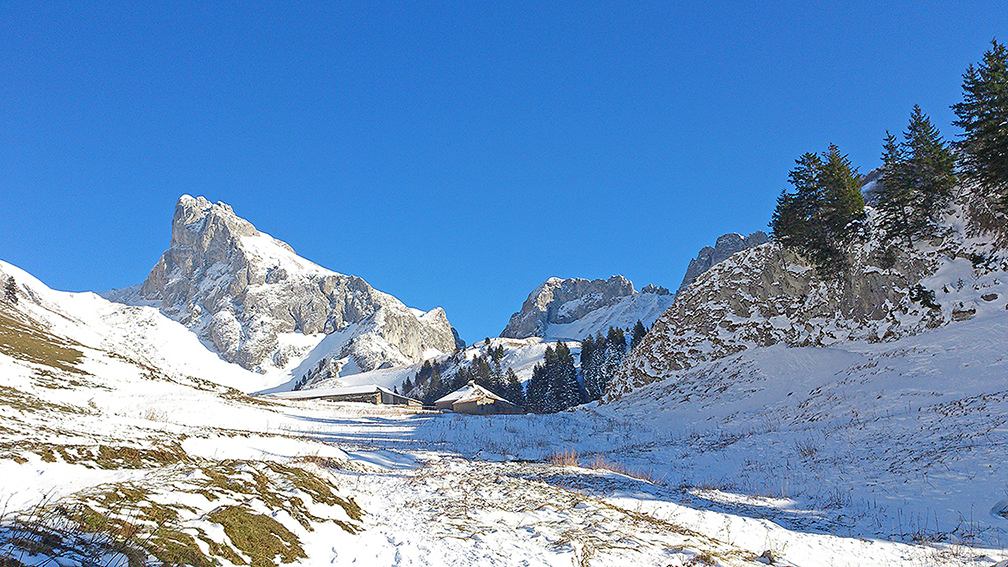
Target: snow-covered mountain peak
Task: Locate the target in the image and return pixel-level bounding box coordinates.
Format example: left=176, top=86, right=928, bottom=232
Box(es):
left=106, top=195, right=457, bottom=381
left=501, top=275, right=674, bottom=341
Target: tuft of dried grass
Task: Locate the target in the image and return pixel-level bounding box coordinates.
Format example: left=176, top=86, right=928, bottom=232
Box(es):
left=549, top=448, right=580, bottom=467
left=588, top=454, right=657, bottom=484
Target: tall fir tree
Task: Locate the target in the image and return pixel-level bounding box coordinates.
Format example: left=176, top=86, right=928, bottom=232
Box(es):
left=770, top=145, right=864, bottom=277
left=878, top=131, right=915, bottom=247
left=504, top=367, right=525, bottom=410
left=551, top=341, right=583, bottom=410
left=878, top=106, right=956, bottom=246
left=952, top=39, right=1008, bottom=211
left=905, top=106, right=956, bottom=229
left=630, top=320, right=647, bottom=350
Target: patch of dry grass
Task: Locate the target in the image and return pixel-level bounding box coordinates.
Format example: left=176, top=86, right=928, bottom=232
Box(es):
left=0, top=308, right=85, bottom=374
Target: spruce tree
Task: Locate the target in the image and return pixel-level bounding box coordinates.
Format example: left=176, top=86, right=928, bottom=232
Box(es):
left=952, top=39, right=1008, bottom=211
left=906, top=106, right=956, bottom=231
left=552, top=341, right=583, bottom=410
left=505, top=367, right=525, bottom=410
left=630, top=320, right=647, bottom=350
left=878, top=131, right=914, bottom=247
left=770, top=145, right=864, bottom=277
left=3, top=277, right=16, bottom=305
left=878, top=106, right=956, bottom=245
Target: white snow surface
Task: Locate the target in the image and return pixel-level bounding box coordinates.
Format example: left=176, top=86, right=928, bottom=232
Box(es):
left=3, top=258, right=1008, bottom=566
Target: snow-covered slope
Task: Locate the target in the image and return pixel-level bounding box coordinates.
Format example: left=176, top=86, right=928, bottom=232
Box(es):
left=601, top=308, right=1008, bottom=549
left=0, top=260, right=266, bottom=391
left=105, top=195, right=457, bottom=383
left=3, top=249, right=1006, bottom=565
left=501, top=275, right=674, bottom=341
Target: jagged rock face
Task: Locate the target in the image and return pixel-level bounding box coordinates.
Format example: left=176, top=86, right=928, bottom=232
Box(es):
left=501, top=276, right=635, bottom=339
left=608, top=196, right=1007, bottom=401
left=676, top=231, right=769, bottom=296
left=610, top=238, right=936, bottom=400
left=113, top=195, right=456, bottom=373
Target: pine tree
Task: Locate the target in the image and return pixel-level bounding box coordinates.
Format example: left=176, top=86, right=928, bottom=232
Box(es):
left=878, top=106, right=956, bottom=245
left=551, top=341, right=583, bottom=410
left=630, top=320, right=647, bottom=350
left=770, top=145, right=864, bottom=277
left=906, top=106, right=956, bottom=231
left=878, top=131, right=915, bottom=247
left=952, top=39, right=1008, bottom=211
left=3, top=277, right=16, bottom=305
left=504, top=367, right=525, bottom=410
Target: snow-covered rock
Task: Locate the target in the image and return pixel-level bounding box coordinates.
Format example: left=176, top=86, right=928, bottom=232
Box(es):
left=501, top=275, right=674, bottom=340
left=676, top=231, right=769, bottom=297
left=106, top=195, right=457, bottom=375
left=611, top=187, right=1008, bottom=400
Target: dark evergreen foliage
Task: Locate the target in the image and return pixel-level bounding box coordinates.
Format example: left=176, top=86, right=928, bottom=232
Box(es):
left=770, top=145, right=865, bottom=277
left=526, top=341, right=583, bottom=413
left=4, top=277, right=16, bottom=305
left=952, top=39, right=1008, bottom=211
left=877, top=106, right=956, bottom=246
left=630, top=320, right=648, bottom=350
left=581, top=327, right=627, bottom=402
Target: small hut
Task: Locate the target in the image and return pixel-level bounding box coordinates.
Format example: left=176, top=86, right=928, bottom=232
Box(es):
left=434, top=381, right=522, bottom=415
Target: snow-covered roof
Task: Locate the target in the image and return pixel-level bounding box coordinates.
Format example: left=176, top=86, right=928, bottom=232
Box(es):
left=270, top=384, right=394, bottom=400
left=435, top=381, right=511, bottom=405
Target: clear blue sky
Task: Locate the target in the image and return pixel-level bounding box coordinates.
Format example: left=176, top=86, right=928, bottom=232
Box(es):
left=1, top=2, right=1005, bottom=343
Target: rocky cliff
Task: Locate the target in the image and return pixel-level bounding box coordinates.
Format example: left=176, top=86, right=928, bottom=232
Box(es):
left=500, top=275, right=676, bottom=340
left=107, top=195, right=457, bottom=374
left=500, top=276, right=634, bottom=339
left=676, top=231, right=769, bottom=296
left=609, top=193, right=1008, bottom=400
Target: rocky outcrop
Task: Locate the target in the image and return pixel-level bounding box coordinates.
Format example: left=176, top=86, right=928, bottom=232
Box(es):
left=608, top=195, right=1008, bottom=401
left=107, top=195, right=457, bottom=373
left=501, top=276, right=635, bottom=339
left=676, top=231, right=769, bottom=296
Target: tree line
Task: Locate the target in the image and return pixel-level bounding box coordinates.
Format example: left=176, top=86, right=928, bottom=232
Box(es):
left=771, top=40, right=1008, bottom=276
left=408, top=321, right=650, bottom=413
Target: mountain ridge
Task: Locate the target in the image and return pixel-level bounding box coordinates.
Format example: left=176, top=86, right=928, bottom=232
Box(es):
left=105, top=195, right=458, bottom=379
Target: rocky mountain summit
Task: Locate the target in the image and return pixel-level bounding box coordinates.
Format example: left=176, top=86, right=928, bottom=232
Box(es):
left=106, top=195, right=457, bottom=374
left=676, top=231, right=769, bottom=296
left=501, top=275, right=675, bottom=340
left=609, top=191, right=1008, bottom=400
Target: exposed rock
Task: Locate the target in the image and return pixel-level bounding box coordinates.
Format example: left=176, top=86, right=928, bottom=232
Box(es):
left=641, top=284, right=670, bottom=295
left=609, top=189, right=1008, bottom=401
left=501, top=276, right=635, bottom=339
left=106, top=195, right=456, bottom=374
left=610, top=237, right=939, bottom=399
left=952, top=302, right=977, bottom=321
left=676, top=231, right=769, bottom=296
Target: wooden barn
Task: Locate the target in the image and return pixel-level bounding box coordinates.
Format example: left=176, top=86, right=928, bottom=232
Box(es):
left=271, top=384, right=422, bottom=407
left=435, top=381, right=522, bottom=415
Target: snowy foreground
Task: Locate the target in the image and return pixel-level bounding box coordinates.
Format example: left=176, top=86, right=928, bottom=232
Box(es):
left=1, top=262, right=1007, bottom=566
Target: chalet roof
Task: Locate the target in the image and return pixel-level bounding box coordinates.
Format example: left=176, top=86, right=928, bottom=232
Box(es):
left=270, top=384, right=416, bottom=402
left=435, top=381, right=513, bottom=406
